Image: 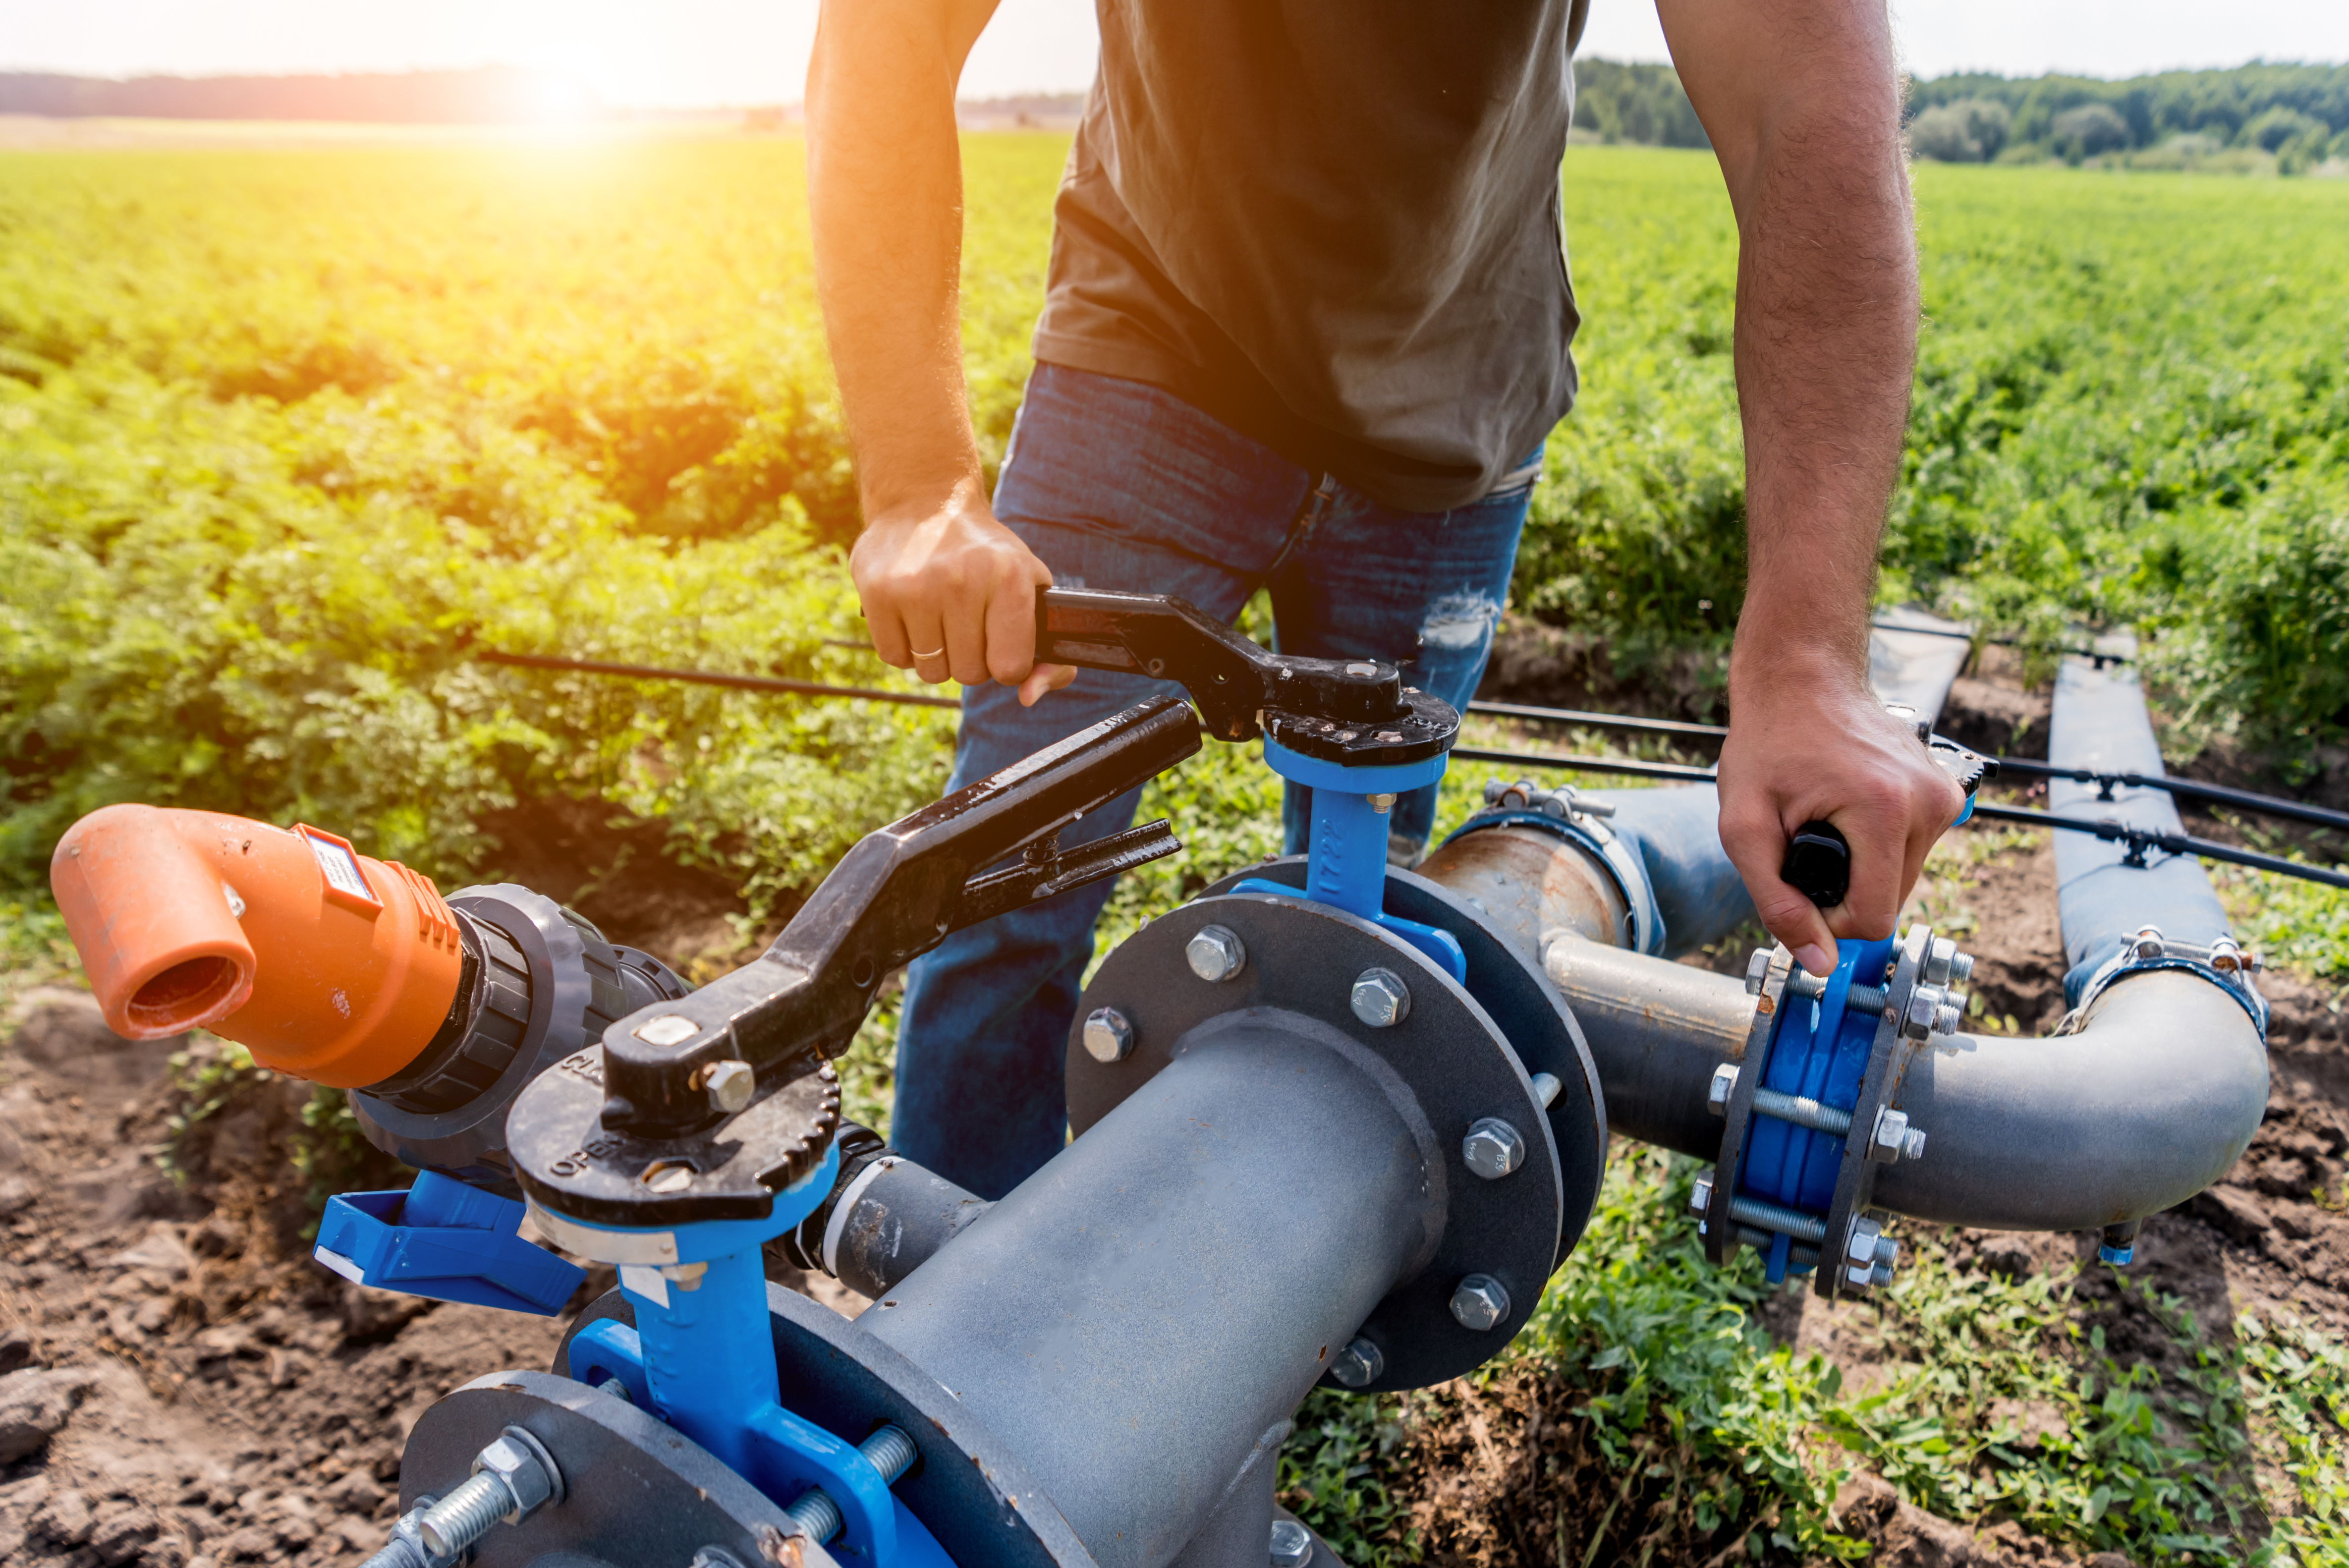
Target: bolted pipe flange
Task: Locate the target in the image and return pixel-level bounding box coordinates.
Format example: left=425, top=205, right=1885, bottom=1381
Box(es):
left=1330, top=1336, right=1385, bottom=1389
left=1349, top=967, right=1411, bottom=1028
left=1462, top=1117, right=1526, bottom=1179
left=1187, top=924, right=1247, bottom=983
left=1449, top=1275, right=1510, bottom=1331
left=1081, top=1007, right=1135, bottom=1064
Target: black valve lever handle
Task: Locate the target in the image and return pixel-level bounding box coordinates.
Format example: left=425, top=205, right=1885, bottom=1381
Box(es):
left=1034, top=587, right=1460, bottom=765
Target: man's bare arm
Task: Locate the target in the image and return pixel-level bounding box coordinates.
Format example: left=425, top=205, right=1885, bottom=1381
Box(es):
left=808, top=0, right=1072, bottom=700
left=1656, top=0, right=1960, bottom=972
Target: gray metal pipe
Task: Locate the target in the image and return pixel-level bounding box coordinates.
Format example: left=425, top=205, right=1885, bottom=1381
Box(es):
left=861, top=1010, right=1441, bottom=1568
left=821, top=1154, right=993, bottom=1301
left=1430, top=644, right=2271, bottom=1233
left=1872, top=970, right=2266, bottom=1228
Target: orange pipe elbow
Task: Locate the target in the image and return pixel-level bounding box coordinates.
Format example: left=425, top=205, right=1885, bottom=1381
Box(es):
left=50, top=804, right=466, bottom=1088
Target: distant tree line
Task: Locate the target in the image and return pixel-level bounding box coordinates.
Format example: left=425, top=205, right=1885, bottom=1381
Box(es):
left=1571, top=61, right=1711, bottom=149
left=0, top=67, right=586, bottom=123
left=1906, top=62, right=2349, bottom=171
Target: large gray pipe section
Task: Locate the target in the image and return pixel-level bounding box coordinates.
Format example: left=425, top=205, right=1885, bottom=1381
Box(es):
left=860, top=1012, right=1441, bottom=1568
left=1421, top=655, right=2268, bottom=1231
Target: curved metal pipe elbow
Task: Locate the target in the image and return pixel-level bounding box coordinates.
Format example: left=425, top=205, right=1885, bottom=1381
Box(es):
left=1874, top=967, right=2268, bottom=1230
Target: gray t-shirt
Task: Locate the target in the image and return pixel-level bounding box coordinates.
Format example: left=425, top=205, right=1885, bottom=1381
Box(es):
left=1030, top=0, right=1589, bottom=513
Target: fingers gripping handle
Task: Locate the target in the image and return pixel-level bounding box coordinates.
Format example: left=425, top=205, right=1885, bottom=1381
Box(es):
left=1780, top=738, right=1997, bottom=910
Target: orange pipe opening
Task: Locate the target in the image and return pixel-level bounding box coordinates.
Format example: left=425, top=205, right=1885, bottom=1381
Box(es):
left=51, top=804, right=466, bottom=1088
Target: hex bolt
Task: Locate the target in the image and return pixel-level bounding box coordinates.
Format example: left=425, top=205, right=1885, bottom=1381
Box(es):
left=1868, top=1108, right=1914, bottom=1164
left=357, top=1498, right=445, bottom=1568
left=699, top=1059, right=755, bottom=1115
left=1933, top=1002, right=1963, bottom=1036
left=1082, top=1007, right=1135, bottom=1064
left=1270, top=1518, right=1316, bottom=1568
left=1708, top=1062, right=1738, bottom=1115
left=1902, top=984, right=1946, bottom=1039
left=1461, top=1118, right=1526, bottom=1180
left=1950, top=951, right=1976, bottom=986
left=1842, top=1217, right=1884, bottom=1289
left=1449, top=1274, right=1510, bottom=1331
left=415, top=1427, right=562, bottom=1559
left=1349, top=967, right=1411, bottom=1028
left=1743, top=949, right=1771, bottom=996
left=1330, top=1336, right=1385, bottom=1389
left=1529, top=1071, right=1563, bottom=1109
left=1367, top=791, right=1398, bottom=815
left=1689, top=1174, right=1714, bottom=1216
left=1186, top=924, right=1247, bottom=983
left=782, top=1425, right=919, bottom=1546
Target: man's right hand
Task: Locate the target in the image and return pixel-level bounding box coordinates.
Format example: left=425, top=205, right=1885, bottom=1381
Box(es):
left=850, top=481, right=1075, bottom=705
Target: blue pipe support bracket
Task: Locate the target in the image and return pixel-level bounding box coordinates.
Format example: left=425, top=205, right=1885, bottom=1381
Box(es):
left=1250, top=735, right=1466, bottom=981
left=313, top=1168, right=586, bottom=1315
left=547, top=1140, right=938, bottom=1568
left=1732, top=936, right=1895, bottom=1284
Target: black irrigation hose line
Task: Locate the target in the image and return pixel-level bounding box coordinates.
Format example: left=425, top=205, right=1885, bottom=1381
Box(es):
left=1987, top=757, right=2349, bottom=836
left=1456, top=744, right=2349, bottom=891
left=1868, top=619, right=2129, bottom=665
left=1466, top=700, right=1731, bottom=740
left=1449, top=745, right=1723, bottom=785
left=485, top=650, right=2349, bottom=887
left=1965, top=802, right=2349, bottom=892
left=474, top=649, right=963, bottom=710
left=1470, top=696, right=2349, bottom=836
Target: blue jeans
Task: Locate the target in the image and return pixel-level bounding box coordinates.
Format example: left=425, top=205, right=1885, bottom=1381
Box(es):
left=891, top=363, right=1536, bottom=1197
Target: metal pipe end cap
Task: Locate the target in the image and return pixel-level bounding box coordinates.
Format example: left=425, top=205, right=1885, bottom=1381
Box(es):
left=1331, top=1335, right=1385, bottom=1389
left=1462, top=1117, right=1526, bottom=1180
left=1350, top=967, right=1410, bottom=1028
left=1186, top=924, right=1247, bottom=983
left=1270, top=1518, right=1315, bottom=1568
left=1449, top=1274, right=1510, bottom=1331
left=1081, top=1007, right=1135, bottom=1064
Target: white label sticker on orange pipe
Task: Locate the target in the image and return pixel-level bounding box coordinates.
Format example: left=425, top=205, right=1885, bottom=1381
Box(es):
left=295, top=824, right=382, bottom=912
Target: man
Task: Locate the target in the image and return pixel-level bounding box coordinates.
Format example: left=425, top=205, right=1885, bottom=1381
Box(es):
left=808, top=0, right=1961, bottom=1199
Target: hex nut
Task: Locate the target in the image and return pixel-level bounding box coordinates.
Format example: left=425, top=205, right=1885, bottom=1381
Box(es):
left=1082, top=1008, right=1135, bottom=1064
left=2133, top=926, right=2166, bottom=960
left=1529, top=1070, right=1563, bottom=1109
left=1869, top=1108, right=1912, bottom=1164
left=475, top=1430, right=559, bottom=1519
left=1269, top=1518, right=1315, bottom=1568
left=702, top=1060, right=755, bottom=1115
left=1330, top=1336, right=1385, bottom=1389
left=1708, top=1062, right=1738, bottom=1114
left=1349, top=968, right=1410, bottom=1028
left=1924, top=934, right=1957, bottom=986
left=1461, top=1118, right=1526, bottom=1180
left=1844, top=1216, right=1883, bottom=1266
left=1743, top=949, right=1772, bottom=997
left=1449, top=1274, right=1510, bottom=1332
left=1689, top=1175, right=1713, bottom=1216
left=1903, top=984, right=1945, bottom=1039
left=1186, top=925, right=1247, bottom=983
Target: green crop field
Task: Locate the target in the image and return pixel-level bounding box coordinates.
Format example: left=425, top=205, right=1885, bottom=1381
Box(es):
left=5, top=137, right=2349, bottom=1564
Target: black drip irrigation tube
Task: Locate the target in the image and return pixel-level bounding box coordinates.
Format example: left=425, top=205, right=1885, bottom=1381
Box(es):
left=472, top=648, right=2349, bottom=890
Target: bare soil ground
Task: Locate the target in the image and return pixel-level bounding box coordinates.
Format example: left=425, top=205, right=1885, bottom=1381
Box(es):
left=4, top=637, right=2344, bottom=1567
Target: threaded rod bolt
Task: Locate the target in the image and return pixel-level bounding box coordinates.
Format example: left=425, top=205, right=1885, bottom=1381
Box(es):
left=782, top=1425, right=919, bottom=1544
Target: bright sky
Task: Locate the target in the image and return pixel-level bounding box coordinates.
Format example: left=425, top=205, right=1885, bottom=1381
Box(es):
left=1, top=0, right=2343, bottom=110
